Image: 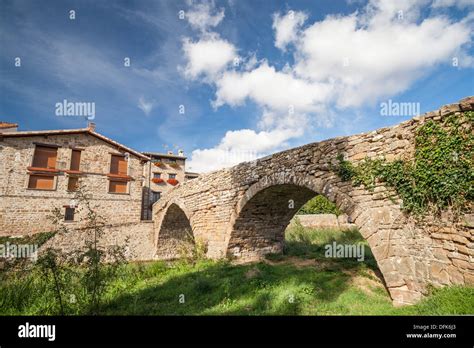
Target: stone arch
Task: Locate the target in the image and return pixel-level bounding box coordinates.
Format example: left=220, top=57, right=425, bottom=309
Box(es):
left=154, top=199, right=195, bottom=260
left=224, top=172, right=422, bottom=305
left=225, top=172, right=355, bottom=260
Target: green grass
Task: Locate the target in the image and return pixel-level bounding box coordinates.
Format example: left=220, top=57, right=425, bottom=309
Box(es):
left=278, top=219, right=379, bottom=272
left=1, top=227, right=473, bottom=315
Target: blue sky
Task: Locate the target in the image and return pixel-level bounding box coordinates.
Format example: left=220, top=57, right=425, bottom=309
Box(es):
left=1, top=0, right=473, bottom=172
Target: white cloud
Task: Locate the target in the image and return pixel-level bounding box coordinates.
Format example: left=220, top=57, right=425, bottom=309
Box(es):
left=138, top=97, right=154, bottom=115
left=182, top=34, right=237, bottom=80
left=212, top=61, right=333, bottom=113
left=185, top=1, right=225, bottom=32
left=272, top=10, right=308, bottom=51
left=432, top=0, right=474, bottom=8
left=183, top=0, right=473, bottom=172
left=294, top=13, right=472, bottom=107
left=187, top=127, right=301, bottom=172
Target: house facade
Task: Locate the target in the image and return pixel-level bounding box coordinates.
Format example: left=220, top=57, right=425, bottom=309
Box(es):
left=0, top=122, right=193, bottom=236
left=0, top=122, right=198, bottom=236
left=140, top=151, right=187, bottom=220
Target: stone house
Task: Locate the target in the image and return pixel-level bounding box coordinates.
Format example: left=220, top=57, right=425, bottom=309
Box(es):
left=0, top=122, right=192, bottom=236
left=140, top=151, right=187, bottom=220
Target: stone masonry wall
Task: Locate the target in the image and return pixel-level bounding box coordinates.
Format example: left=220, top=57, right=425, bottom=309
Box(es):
left=153, top=96, right=474, bottom=305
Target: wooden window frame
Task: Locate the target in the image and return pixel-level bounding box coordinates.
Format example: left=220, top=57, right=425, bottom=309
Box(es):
left=67, top=176, right=80, bottom=192
left=28, top=144, right=60, bottom=190
left=108, top=179, right=129, bottom=195
left=109, top=154, right=128, bottom=175
left=30, top=144, right=58, bottom=170
left=108, top=153, right=130, bottom=194
left=64, top=207, right=75, bottom=222
left=27, top=174, right=57, bottom=191
left=69, top=149, right=82, bottom=171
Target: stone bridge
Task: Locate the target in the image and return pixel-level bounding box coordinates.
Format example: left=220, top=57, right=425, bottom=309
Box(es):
left=153, top=97, right=474, bottom=305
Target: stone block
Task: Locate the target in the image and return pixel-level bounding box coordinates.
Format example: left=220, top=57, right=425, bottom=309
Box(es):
left=440, top=103, right=461, bottom=117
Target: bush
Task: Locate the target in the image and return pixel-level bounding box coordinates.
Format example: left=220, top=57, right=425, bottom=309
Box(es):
left=297, top=195, right=341, bottom=216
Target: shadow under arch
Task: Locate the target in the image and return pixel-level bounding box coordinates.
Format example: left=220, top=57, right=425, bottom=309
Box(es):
left=225, top=172, right=355, bottom=261
left=154, top=200, right=195, bottom=260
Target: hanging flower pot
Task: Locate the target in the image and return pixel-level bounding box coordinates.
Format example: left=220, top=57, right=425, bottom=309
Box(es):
left=167, top=178, right=179, bottom=186
left=152, top=178, right=164, bottom=184
left=154, top=161, right=162, bottom=167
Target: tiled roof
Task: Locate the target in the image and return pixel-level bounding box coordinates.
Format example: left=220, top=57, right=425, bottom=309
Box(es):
left=0, top=122, right=18, bottom=129
left=1, top=127, right=150, bottom=160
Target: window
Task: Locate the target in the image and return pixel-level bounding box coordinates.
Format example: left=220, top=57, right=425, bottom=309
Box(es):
left=109, top=154, right=128, bottom=193
left=28, top=175, right=55, bottom=190
left=65, top=207, right=75, bottom=221
left=153, top=173, right=161, bottom=179
left=32, top=145, right=57, bottom=169
left=68, top=177, right=79, bottom=191
left=28, top=145, right=58, bottom=190
left=169, top=173, right=176, bottom=179
left=110, top=154, right=127, bottom=175
left=109, top=180, right=128, bottom=194
left=70, top=150, right=81, bottom=171
left=150, top=191, right=161, bottom=205
left=67, top=150, right=81, bottom=191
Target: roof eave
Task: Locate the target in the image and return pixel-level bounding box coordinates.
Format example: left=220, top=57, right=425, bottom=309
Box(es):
left=1, top=128, right=150, bottom=161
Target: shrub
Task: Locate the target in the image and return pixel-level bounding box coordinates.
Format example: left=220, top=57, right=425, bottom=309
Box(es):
left=297, top=195, right=341, bottom=216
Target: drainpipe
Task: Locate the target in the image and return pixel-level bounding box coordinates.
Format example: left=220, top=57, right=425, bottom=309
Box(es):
left=148, top=158, right=152, bottom=220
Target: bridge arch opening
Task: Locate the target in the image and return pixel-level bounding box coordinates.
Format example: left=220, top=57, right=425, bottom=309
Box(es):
left=155, top=203, right=195, bottom=260
left=224, top=175, right=404, bottom=299
left=226, top=183, right=321, bottom=260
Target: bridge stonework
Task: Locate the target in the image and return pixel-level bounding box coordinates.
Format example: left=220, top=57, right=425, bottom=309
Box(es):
left=153, top=97, right=474, bottom=306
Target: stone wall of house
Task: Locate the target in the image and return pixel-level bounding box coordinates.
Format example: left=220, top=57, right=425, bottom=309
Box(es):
left=147, top=156, right=186, bottom=194
left=153, top=96, right=474, bottom=305
left=0, top=133, right=145, bottom=236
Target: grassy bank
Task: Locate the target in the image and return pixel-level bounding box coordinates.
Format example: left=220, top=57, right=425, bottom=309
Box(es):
left=1, top=225, right=473, bottom=315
